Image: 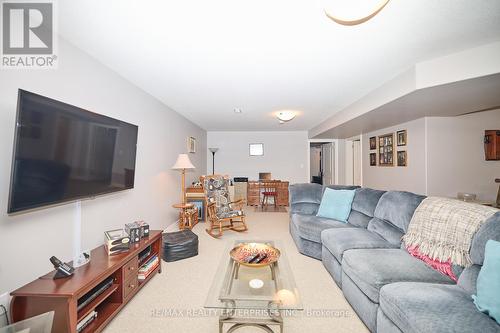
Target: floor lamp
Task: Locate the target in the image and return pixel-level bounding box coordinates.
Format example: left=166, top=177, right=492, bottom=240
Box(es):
left=172, top=154, right=195, bottom=204
left=209, top=148, right=219, bottom=175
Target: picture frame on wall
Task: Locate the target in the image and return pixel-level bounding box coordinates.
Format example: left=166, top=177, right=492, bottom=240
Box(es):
left=187, top=136, right=196, bottom=153
left=369, top=137, right=377, bottom=150
left=397, top=130, right=407, bottom=146
left=397, top=151, right=407, bottom=167
left=370, top=153, right=377, bottom=166
left=249, top=143, right=264, bottom=156
left=378, top=133, right=395, bottom=167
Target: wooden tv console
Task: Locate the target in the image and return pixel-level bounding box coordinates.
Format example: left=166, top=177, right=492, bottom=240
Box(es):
left=10, top=230, right=163, bottom=333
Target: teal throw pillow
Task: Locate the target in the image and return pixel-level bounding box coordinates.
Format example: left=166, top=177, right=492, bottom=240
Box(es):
left=316, top=188, right=355, bottom=222
left=472, top=239, right=500, bottom=324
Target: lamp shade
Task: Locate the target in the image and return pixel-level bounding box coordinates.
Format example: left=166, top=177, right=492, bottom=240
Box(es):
left=171, top=154, right=195, bottom=170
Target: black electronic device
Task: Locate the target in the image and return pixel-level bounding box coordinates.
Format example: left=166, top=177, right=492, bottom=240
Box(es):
left=138, top=245, right=152, bottom=263
left=77, top=277, right=114, bottom=311
left=8, top=90, right=138, bottom=214
left=50, top=256, right=75, bottom=279
left=233, top=177, right=248, bottom=182
left=77, top=311, right=97, bottom=333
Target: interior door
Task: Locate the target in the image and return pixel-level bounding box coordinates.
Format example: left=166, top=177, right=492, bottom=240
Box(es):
left=353, top=140, right=361, bottom=186
left=321, top=143, right=335, bottom=185
left=310, top=146, right=322, bottom=183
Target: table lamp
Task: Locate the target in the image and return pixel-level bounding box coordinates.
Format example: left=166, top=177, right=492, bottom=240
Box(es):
left=172, top=154, right=195, bottom=204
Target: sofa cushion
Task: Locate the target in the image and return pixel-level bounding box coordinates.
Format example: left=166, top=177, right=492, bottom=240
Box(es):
left=316, top=188, right=356, bottom=222
left=458, top=265, right=482, bottom=295
left=373, top=191, right=426, bottom=232
left=289, top=183, right=323, bottom=205
left=351, top=188, right=386, bottom=217
left=470, top=211, right=500, bottom=265
left=321, top=228, right=397, bottom=262
left=290, top=213, right=352, bottom=243
left=323, top=184, right=360, bottom=192
left=347, top=210, right=372, bottom=228
left=380, top=282, right=500, bottom=333
left=367, top=217, right=405, bottom=246
left=342, top=249, right=454, bottom=303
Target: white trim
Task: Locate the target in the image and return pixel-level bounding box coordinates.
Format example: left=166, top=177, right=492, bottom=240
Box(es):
left=424, top=117, right=429, bottom=195
left=360, top=134, right=364, bottom=186
left=307, top=139, right=336, bottom=184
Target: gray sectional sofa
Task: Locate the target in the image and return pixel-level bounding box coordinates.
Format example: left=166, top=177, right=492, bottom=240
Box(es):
left=289, top=183, right=500, bottom=333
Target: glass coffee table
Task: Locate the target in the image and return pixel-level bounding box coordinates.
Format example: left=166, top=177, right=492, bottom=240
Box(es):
left=205, top=240, right=302, bottom=333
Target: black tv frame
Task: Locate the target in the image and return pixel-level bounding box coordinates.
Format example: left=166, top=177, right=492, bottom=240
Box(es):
left=7, top=89, right=139, bottom=214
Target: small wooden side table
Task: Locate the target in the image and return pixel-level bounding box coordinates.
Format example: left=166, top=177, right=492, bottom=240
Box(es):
left=173, top=203, right=198, bottom=230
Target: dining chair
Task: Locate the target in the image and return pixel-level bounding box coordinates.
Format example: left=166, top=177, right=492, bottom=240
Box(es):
left=260, top=180, right=279, bottom=209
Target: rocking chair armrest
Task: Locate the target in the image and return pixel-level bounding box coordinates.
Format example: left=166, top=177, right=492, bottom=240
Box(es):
left=230, top=199, right=246, bottom=210
left=230, top=199, right=245, bottom=205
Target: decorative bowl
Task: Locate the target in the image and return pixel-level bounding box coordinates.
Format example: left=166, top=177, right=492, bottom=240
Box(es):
left=230, top=242, right=281, bottom=268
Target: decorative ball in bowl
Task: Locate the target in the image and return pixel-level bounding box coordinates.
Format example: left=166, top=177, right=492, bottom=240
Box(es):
left=230, top=242, right=281, bottom=268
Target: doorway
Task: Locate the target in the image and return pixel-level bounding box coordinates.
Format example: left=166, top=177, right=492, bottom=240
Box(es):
left=309, top=142, right=335, bottom=185
left=345, top=138, right=362, bottom=186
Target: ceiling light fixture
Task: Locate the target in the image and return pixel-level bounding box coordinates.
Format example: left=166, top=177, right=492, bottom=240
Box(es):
left=233, top=108, right=243, bottom=114
left=276, top=111, right=296, bottom=124
left=324, top=0, right=390, bottom=26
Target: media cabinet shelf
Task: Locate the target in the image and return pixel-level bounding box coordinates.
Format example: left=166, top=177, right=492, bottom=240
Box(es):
left=77, top=284, right=119, bottom=321
left=10, top=230, right=163, bottom=333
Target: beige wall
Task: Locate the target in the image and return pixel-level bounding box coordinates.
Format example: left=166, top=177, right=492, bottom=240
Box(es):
left=362, top=118, right=427, bottom=194
left=0, top=39, right=206, bottom=293
left=361, top=109, right=500, bottom=201
left=206, top=131, right=309, bottom=184
left=427, top=109, right=500, bottom=201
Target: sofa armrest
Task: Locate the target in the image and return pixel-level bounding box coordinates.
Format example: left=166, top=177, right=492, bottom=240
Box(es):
left=289, top=183, right=323, bottom=215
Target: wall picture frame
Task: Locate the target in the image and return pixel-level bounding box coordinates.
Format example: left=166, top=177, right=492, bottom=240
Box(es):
left=369, top=137, right=377, bottom=150
left=187, top=136, right=196, bottom=153
left=378, top=133, right=395, bottom=166
left=397, top=130, right=407, bottom=146
left=249, top=143, right=264, bottom=156
left=370, top=153, right=377, bottom=166
left=397, top=151, right=407, bottom=167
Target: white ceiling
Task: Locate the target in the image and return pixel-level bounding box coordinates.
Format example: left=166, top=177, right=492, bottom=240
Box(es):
left=58, top=0, right=500, bottom=131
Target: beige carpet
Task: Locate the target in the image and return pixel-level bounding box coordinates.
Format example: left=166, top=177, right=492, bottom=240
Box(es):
left=104, top=208, right=369, bottom=333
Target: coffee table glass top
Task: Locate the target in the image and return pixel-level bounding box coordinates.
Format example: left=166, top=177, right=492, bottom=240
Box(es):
left=205, top=240, right=302, bottom=310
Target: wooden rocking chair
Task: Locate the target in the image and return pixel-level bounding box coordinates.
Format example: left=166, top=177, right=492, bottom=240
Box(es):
left=202, top=175, right=248, bottom=238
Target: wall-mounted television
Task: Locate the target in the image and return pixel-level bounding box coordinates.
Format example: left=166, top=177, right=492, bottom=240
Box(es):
left=8, top=90, right=138, bottom=214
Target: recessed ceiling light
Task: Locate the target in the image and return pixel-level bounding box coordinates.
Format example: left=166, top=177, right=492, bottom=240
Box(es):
left=233, top=108, right=243, bottom=114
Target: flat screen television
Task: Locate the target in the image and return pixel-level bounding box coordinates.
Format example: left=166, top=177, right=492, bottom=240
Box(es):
left=8, top=90, right=138, bottom=214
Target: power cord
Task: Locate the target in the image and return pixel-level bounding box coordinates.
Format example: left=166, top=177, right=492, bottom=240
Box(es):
left=0, top=304, right=9, bottom=326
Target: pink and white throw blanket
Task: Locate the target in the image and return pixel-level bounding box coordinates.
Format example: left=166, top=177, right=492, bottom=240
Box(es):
left=403, top=197, right=498, bottom=276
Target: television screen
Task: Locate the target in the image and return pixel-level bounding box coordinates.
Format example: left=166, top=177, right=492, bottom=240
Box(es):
left=8, top=90, right=138, bottom=213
